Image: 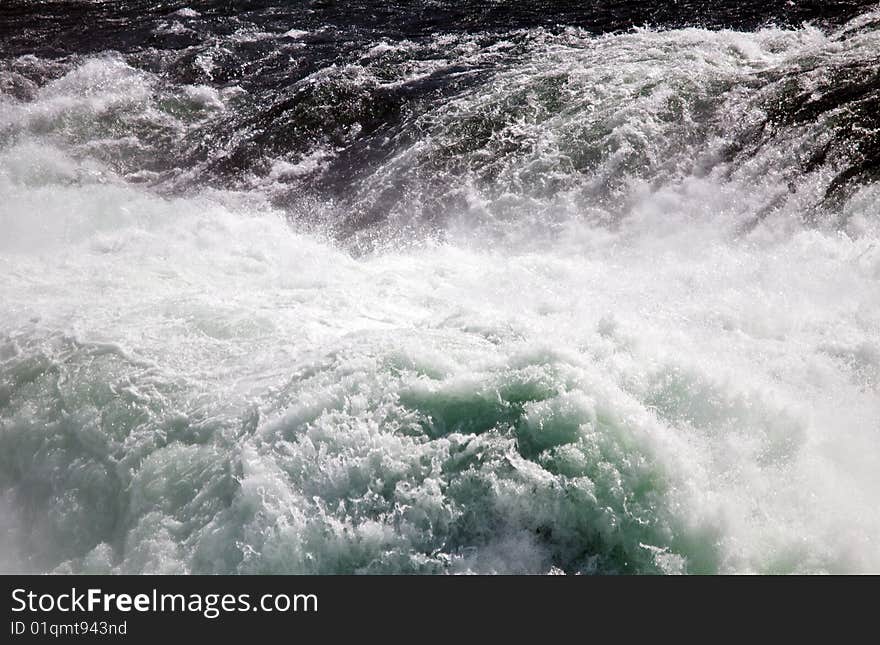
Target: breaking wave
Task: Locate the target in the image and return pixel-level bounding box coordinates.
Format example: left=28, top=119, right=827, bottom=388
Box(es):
left=1, top=2, right=879, bottom=573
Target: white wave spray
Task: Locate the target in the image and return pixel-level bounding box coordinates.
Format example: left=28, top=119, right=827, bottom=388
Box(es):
left=1, top=15, right=879, bottom=573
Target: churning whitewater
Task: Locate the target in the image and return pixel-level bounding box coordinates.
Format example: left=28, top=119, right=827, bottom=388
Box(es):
left=1, top=2, right=879, bottom=574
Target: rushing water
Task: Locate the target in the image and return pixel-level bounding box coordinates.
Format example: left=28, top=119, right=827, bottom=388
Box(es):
left=1, top=1, right=879, bottom=574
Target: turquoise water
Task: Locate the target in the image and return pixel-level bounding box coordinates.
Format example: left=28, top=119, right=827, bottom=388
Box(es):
left=1, top=9, right=879, bottom=574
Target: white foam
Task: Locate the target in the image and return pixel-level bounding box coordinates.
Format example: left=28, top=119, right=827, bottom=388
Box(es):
left=282, top=29, right=310, bottom=39
left=1, top=21, right=879, bottom=574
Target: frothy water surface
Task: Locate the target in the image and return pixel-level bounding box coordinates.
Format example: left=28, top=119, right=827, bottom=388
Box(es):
left=1, top=2, right=879, bottom=574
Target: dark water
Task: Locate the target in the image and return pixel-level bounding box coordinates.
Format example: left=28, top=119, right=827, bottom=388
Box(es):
left=1, top=2, right=879, bottom=574
left=3, top=1, right=879, bottom=237
left=2, top=1, right=875, bottom=56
